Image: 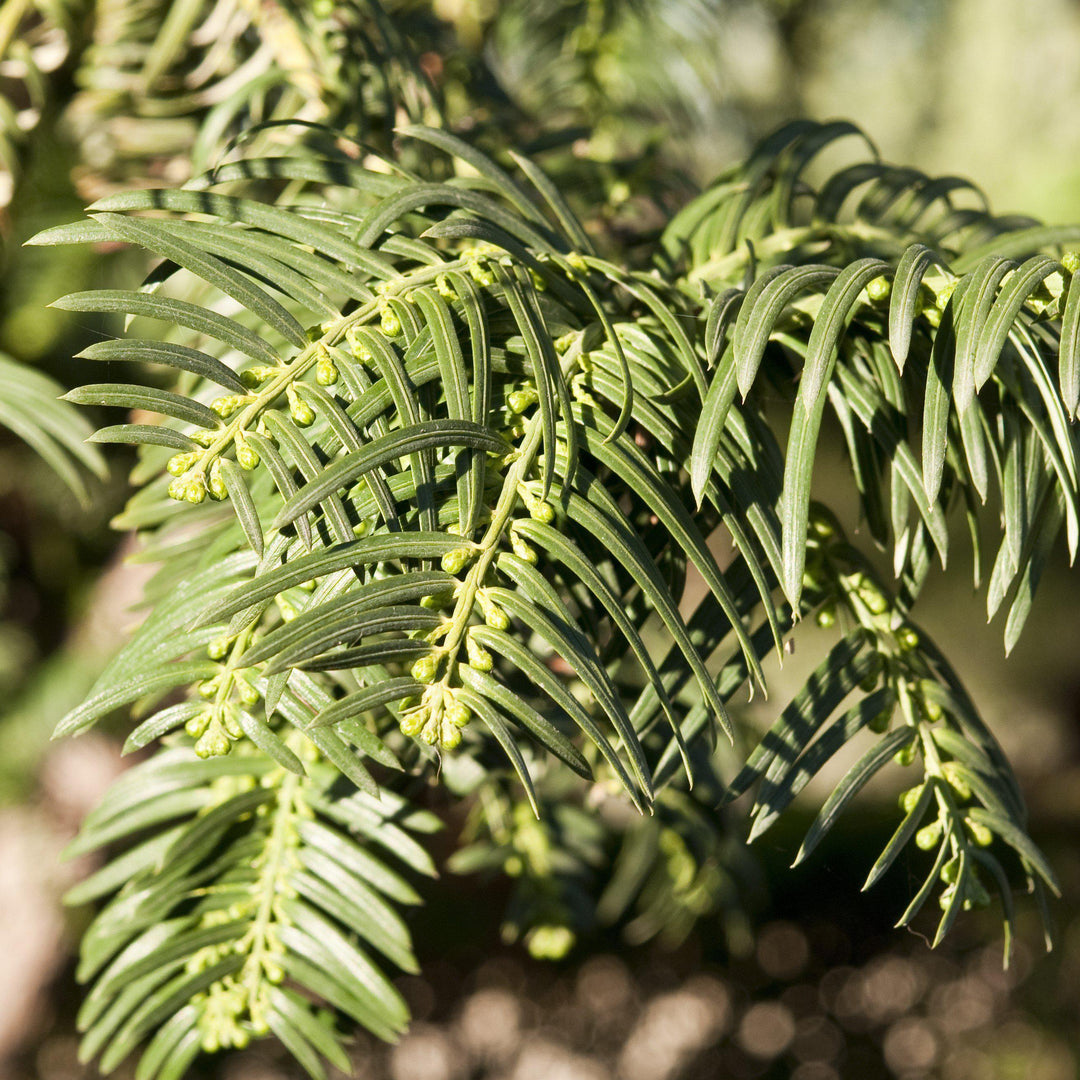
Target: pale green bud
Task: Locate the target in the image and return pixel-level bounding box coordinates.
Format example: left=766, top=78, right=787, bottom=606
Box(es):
left=935, top=280, right=957, bottom=307
left=915, top=821, right=942, bottom=850
left=857, top=582, right=889, bottom=615
left=469, top=260, right=495, bottom=287
left=198, top=675, right=221, bottom=699
left=211, top=394, right=253, bottom=418
left=439, top=722, right=463, bottom=750
left=222, top=709, right=244, bottom=739
left=207, top=465, right=228, bottom=501
left=809, top=510, right=835, bottom=538
left=315, top=344, right=338, bottom=386
left=235, top=434, right=260, bottom=471
left=942, top=761, right=971, bottom=801
left=399, top=711, right=426, bottom=738
left=441, top=547, right=474, bottom=575
left=893, top=740, right=918, bottom=767
left=466, top=633, right=493, bottom=672
left=510, top=531, right=538, bottom=564
left=378, top=298, right=401, bottom=337
left=237, top=680, right=260, bottom=707
left=480, top=593, right=510, bottom=630
left=240, top=365, right=278, bottom=389
left=508, top=388, right=538, bottom=414
left=526, top=925, right=575, bottom=960
left=411, top=654, right=439, bottom=684
left=195, top=729, right=232, bottom=758
left=346, top=325, right=373, bottom=362
left=436, top=274, right=458, bottom=301
left=287, top=386, right=315, bottom=426
left=866, top=276, right=891, bottom=302
left=421, top=590, right=454, bottom=610
left=207, top=636, right=230, bottom=660
left=900, top=784, right=924, bottom=814
left=167, top=451, right=201, bottom=476
left=185, top=711, right=212, bottom=738
left=445, top=700, right=471, bottom=728
left=530, top=500, right=555, bottom=524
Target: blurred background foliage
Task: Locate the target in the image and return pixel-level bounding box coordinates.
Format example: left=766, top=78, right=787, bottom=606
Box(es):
left=1, top=0, right=1078, bottom=1078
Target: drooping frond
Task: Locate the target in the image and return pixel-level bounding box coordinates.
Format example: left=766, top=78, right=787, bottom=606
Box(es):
left=673, top=120, right=1080, bottom=650
left=722, top=508, right=1059, bottom=958
left=63, top=735, right=437, bottom=1078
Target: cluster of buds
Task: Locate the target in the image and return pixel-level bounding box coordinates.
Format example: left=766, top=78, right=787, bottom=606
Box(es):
left=524, top=924, right=575, bottom=960
left=166, top=432, right=262, bottom=505
left=938, top=854, right=991, bottom=912
left=900, top=771, right=994, bottom=908
left=398, top=683, right=471, bottom=750
left=188, top=798, right=301, bottom=1049
left=166, top=448, right=208, bottom=503
left=184, top=646, right=262, bottom=757
left=194, top=980, right=257, bottom=1052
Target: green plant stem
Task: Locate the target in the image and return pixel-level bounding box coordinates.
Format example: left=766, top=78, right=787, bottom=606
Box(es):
left=438, top=412, right=544, bottom=680
left=685, top=222, right=908, bottom=285
left=239, top=760, right=302, bottom=1020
